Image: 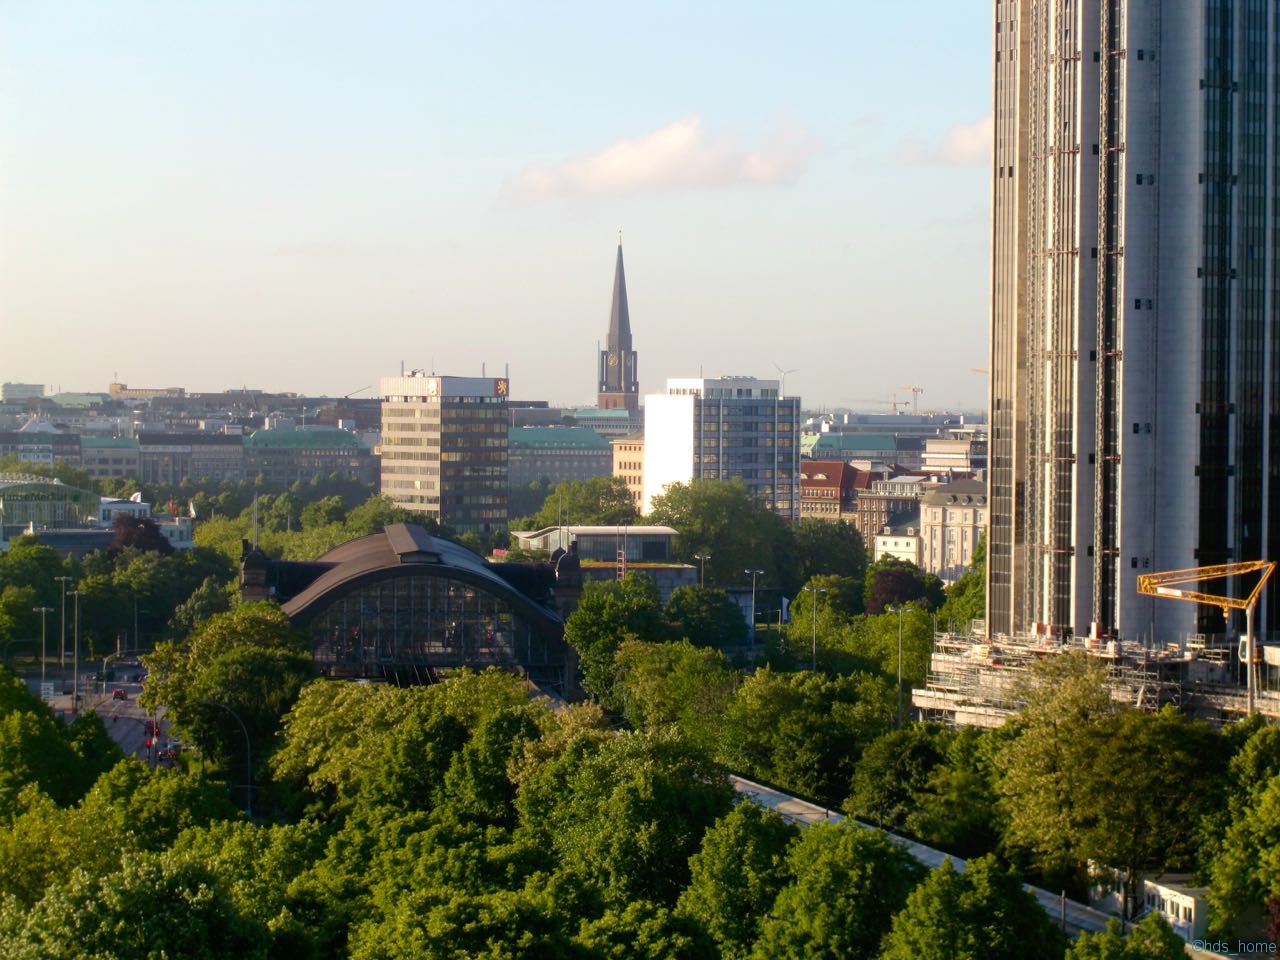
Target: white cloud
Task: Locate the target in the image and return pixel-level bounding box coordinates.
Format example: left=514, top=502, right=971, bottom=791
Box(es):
left=896, top=114, right=993, bottom=166
left=503, top=116, right=821, bottom=202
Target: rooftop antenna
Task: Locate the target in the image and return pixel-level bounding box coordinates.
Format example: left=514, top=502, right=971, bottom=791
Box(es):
left=773, top=362, right=799, bottom=398
left=482, top=362, right=486, bottom=377
left=400, top=360, right=404, bottom=376
left=618, top=227, right=623, bottom=245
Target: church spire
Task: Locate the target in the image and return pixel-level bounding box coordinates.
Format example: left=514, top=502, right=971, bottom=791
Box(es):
left=598, top=237, right=639, bottom=413
left=608, top=239, right=632, bottom=352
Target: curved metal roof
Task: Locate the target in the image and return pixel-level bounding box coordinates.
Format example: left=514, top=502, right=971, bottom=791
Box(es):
left=281, top=524, right=563, bottom=639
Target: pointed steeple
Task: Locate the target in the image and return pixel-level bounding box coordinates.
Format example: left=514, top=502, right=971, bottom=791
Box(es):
left=598, top=236, right=640, bottom=413
left=608, top=240, right=632, bottom=352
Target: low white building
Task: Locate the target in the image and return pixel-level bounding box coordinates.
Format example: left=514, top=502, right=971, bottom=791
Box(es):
left=873, top=511, right=922, bottom=566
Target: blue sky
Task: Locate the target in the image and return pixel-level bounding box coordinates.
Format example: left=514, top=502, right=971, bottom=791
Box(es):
left=1, top=1, right=991, bottom=410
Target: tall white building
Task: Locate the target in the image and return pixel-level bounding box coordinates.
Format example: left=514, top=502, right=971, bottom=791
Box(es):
left=642, top=376, right=799, bottom=517
left=988, top=1, right=1280, bottom=642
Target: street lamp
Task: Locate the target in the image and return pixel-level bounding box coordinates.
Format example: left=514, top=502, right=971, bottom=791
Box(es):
left=32, top=606, right=52, bottom=688
left=694, top=553, right=712, bottom=588
left=887, top=603, right=913, bottom=727
left=802, top=585, right=828, bottom=671
left=201, top=700, right=253, bottom=818
left=69, top=590, right=81, bottom=714
left=744, top=569, right=764, bottom=652
left=55, top=576, right=71, bottom=669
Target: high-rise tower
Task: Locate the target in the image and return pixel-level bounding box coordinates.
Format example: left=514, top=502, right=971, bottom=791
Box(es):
left=988, top=1, right=1280, bottom=642
left=598, top=240, right=639, bottom=413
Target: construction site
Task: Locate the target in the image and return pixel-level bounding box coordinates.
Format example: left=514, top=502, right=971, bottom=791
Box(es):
left=916, top=562, right=1280, bottom=728
left=912, top=626, right=1280, bottom=728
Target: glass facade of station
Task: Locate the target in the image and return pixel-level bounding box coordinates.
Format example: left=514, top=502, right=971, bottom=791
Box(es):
left=307, top=572, right=562, bottom=675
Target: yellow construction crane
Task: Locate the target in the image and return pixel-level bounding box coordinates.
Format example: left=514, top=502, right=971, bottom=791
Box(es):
left=1137, top=560, right=1276, bottom=713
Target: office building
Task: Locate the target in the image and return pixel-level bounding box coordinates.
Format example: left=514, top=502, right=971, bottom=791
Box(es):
left=244, top=428, right=378, bottom=486
left=611, top=433, right=644, bottom=509
left=642, top=376, right=799, bottom=517
left=597, top=240, right=639, bottom=413
left=136, top=432, right=244, bottom=484
left=921, top=478, right=988, bottom=584
left=1, top=384, right=44, bottom=402
left=507, top=427, right=612, bottom=488
left=380, top=373, right=508, bottom=534
left=988, top=2, right=1280, bottom=640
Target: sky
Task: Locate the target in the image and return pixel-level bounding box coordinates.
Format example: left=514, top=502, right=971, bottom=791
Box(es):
left=0, top=1, right=992, bottom=412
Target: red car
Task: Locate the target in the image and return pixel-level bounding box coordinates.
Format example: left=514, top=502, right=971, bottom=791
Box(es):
left=143, top=719, right=160, bottom=736
left=111, top=689, right=128, bottom=701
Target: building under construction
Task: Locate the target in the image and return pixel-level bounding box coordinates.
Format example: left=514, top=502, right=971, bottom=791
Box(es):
left=913, top=625, right=1280, bottom=728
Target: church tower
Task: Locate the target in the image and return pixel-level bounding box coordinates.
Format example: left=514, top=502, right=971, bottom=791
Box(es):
left=597, top=239, right=639, bottom=412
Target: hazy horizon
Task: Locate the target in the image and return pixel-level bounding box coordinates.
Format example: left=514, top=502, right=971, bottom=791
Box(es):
left=1, top=1, right=992, bottom=412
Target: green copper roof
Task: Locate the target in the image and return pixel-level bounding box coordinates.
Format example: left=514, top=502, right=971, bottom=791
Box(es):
left=803, top=433, right=898, bottom=455
left=81, top=436, right=139, bottom=449
left=244, top=429, right=361, bottom=450
left=508, top=427, right=610, bottom=450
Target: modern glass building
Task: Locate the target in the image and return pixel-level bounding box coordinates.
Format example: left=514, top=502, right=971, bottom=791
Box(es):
left=0, top=474, right=100, bottom=534
left=988, top=1, right=1280, bottom=641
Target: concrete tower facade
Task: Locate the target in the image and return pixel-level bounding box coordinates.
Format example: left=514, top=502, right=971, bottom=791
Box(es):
left=988, top=0, right=1280, bottom=642
left=598, top=241, right=640, bottom=413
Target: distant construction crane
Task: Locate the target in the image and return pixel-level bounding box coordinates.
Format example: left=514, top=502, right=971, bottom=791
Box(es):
left=899, top=385, right=924, bottom=415
left=1137, top=560, right=1276, bottom=713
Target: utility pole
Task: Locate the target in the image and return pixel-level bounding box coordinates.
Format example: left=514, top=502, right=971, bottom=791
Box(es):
left=32, top=606, right=52, bottom=689
left=55, top=576, right=71, bottom=669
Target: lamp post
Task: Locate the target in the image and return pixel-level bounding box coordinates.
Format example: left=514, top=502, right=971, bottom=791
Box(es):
left=32, top=606, right=52, bottom=688
left=802, top=585, right=828, bottom=671
left=55, top=576, right=71, bottom=669
left=744, top=569, right=764, bottom=652
left=69, top=590, right=81, bottom=714
left=694, top=553, right=711, bottom=588
left=888, top=603, right=911, bottom=727
left=201, top=700, right=253, bottom=818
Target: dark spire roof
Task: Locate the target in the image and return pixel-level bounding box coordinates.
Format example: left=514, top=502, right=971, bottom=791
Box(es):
left=608, top=242, right=632, bottom=351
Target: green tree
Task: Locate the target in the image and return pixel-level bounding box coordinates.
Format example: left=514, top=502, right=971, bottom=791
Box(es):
left=517, top=726, right=733, bottom=907
left=863, top=556, right=945, bottom=614
left=563, top=574, right=667, bottom=705
left=793, top=519, right=866, bottom=594
left=1209, top=771, right=1280, bottom=935
left=0, top=852, right=267, bottom=960
left=1082, top=707, right=1222, bottom=918
left=751, top=824, right=924, bottom=960
left=676, top=803, right=797, bottom=958
left=1065, top=914, right=1188, bottom=960
left=142, top=602, right=314, bottom=778
left=612, top=640, right=737, bottom=755
left=880, top=855, right=1065, bottom=960
left=844, top=723, right=949, bottom=831
left=996, top=652, right=1119, bottom=893
left=720, top=668, right=895, bottom=807
left=937, top=534, right=985, bottom=629
left=647, top=479, right=801, bottom=595
left=665, top=586, right=746, bottom=648
left=905, top=725, right=1004, bottom=858
left=300, top=495, right=347, bottom=530
left=575, top=900, right=713, bottom=959
left=787, top=575, right=863, bottom=625
left=83, top=759, right=239, bottom=851
left=527, top=476, right=639, bottom=528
